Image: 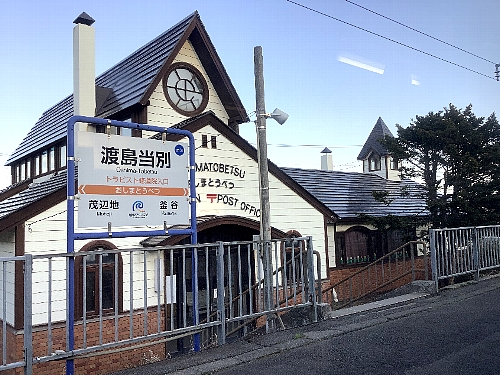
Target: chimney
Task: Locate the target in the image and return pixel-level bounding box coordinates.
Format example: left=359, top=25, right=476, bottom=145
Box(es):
left=321, top=147, right=333, bottom=171
left=73, top=12, right=95, bottom=132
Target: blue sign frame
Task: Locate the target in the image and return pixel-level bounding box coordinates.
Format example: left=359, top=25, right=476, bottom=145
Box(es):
left=66, top=116, right=199, bottom=374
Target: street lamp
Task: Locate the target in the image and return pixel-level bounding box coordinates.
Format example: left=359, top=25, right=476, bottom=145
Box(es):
left=254, top=46, right=288, bottom=331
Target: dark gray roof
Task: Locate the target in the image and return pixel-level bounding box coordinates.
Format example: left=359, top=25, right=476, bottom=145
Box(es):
left=7, top=11, right=248, bottom=166
left=94, top=12, right=194, bottom=118
left=0, top=171, right=68, bottom=222
left=357, top=117, right=394, bottom=160
left=7, top=13, right=195, bottom=166
left=281, top=167, right=428, bottom=220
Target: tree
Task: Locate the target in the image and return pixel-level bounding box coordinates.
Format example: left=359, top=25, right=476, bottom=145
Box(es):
left=383, top=104, right=500, bottom=228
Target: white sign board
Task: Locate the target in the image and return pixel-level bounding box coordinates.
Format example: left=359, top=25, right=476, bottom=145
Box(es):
left=76, top=132, right=189, bottom=228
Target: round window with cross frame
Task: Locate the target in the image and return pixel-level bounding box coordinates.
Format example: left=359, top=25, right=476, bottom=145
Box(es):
left=162, top=62, right=209, bottom=116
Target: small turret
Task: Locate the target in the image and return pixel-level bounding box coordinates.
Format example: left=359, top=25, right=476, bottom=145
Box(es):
left=357, top=117, right=400, bottom=180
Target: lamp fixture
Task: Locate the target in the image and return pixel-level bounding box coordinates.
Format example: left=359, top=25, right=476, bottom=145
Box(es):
left=257, top=108, right=289, bottom=125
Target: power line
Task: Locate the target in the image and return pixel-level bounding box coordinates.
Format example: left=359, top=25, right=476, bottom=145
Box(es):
left=248, top=142, right=363, bottom=148
left=286, top=0, right=497, bottom=81
left=345, top=0, right=497, bottom=65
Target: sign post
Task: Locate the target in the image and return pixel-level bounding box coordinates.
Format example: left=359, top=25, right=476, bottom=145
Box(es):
left=66, top=116, right=199, bottom=375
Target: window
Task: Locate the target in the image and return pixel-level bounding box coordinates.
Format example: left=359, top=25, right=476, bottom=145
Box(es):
left=12, top=142, right=69, bottom=184
left=335, top=227, right=412, bottom=266
left=60, top=144, right=67, bottom=168
left=13, top=163, right=19, bottom=183
left=368, top=153, right=381, bottom=171
left=119, top=119, right=132, bottom=136
left=336, top=227, right=374, bottom=265
left=26, top=160, right=31, bottom=180
left=200, top=135, right=216, bottom=149
left=49, top=147, right=55, bottom=171
left=41, top=150, right=48, bottom=174
left=18, top=162, right=25, bottom=182
left=162, top=62, right=209, bottom=116
left=120, top=127, right=132, bottom=137
left=75, top=242, right=122, bottom=318
left=201, top=134, right=208, bottom=148
left=34, top=154, right=40, bottom=176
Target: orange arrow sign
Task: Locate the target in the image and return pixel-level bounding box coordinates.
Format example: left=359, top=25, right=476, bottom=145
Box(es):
left=78, top=184, right=189, bottom=196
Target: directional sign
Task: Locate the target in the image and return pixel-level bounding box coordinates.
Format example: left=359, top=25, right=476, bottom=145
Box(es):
left=76, top=131, right=189, bottom=228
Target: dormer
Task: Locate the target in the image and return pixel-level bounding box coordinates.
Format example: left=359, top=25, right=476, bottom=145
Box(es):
left=357, top=117, right=400, bottom=181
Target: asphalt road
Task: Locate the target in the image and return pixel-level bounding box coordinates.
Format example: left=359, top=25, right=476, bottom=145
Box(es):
left=213, top=278, right=500, bottom=375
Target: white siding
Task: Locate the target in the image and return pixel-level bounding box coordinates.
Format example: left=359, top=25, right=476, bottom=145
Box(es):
left=21, top=121, right=331, bottom=325
left=193, top=125, right=328, bottom=276
left=0, top=229, right=15, bottom=325
left=327, top=225, right=336, bottom=268
left=25, top=202, right=154, bottom=325
left=0, top=230, right=15, bottom=325
left=146, top=40, right=229, bottom=129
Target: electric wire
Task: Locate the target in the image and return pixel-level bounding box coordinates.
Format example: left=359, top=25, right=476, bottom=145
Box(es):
left=286, top=0, right=496, bottom=81
left=345, top=0, right=497, bottom=65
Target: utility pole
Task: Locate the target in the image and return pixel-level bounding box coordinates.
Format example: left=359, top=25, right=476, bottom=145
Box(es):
left=254, top=46, right=275, bottom=331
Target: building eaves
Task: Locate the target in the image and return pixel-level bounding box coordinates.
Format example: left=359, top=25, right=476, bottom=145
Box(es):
left=0, top=170, right=69, bottom=232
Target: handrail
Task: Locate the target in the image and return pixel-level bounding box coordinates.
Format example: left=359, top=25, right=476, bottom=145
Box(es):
left=322, top=240, right=428, bottom=307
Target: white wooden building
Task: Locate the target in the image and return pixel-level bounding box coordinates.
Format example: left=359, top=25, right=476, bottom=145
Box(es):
left=0, top=11, right=427, bottom=339
left=0, top=12, right=338, bottom=334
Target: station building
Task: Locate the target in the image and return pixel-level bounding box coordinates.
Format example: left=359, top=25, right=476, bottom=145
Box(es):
left=0, top=11, right=427, bottom=370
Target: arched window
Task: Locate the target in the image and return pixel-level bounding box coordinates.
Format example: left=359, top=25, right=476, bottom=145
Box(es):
left=336, top=226, right=378, bottom=266
left=75, top=241, right=123, bottom=318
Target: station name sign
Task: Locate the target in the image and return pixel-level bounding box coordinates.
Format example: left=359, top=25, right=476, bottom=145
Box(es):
left=76, top=132, right=189, bottom=228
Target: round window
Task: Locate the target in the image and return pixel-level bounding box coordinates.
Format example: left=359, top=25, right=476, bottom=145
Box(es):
left=162, top=63, right=209, bottom=116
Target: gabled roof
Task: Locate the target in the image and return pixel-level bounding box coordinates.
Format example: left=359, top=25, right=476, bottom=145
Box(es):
left=357, top=117, right=394, bottom=160
left=282, top=167, right=428, bottom=220
left=7, top=12, right=248, bottom=166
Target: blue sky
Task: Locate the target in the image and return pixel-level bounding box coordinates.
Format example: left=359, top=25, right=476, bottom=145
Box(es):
left=2, top=0, right=499, bottom=188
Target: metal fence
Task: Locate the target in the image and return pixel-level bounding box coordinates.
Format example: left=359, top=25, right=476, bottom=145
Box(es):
left=0, top=255, right=33, bottom=373
left=430, top=225, right=500, bottom=289
left=322, top=241, right=429, bottom=309
left=0, top=236, right=318, bottom=373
